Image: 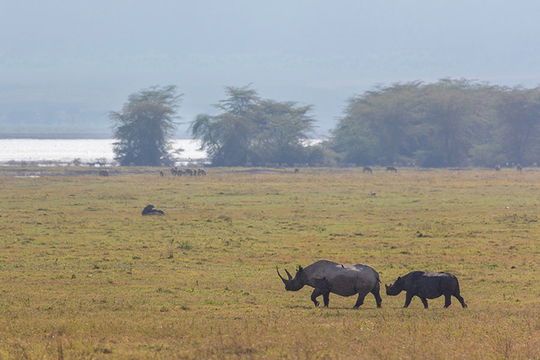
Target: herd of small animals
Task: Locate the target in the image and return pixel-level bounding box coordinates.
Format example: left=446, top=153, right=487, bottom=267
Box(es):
left=98, top=164, right=525, bottom=179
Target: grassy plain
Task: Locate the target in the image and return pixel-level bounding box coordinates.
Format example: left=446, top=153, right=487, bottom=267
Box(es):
left=0, top=167, right=539, bottom=359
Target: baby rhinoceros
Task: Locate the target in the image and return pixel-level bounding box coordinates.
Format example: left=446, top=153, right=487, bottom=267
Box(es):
left=277, top=260, right=382, bottom=309
left=385, top=271, right=467, bottom=309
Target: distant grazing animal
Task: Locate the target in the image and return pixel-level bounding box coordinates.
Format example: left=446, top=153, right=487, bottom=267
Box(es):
left=98, top=170, right=109, bottom=177
left=386, top=166, right=397, bottom=173
left=369, top=192, right=377, bottom=198
left=141, top=204, right=165, bottom=216
left=197, top=168, right=207, bottom=176
left=294, top=168, right=300, bottom=173
left=363, top=166, right=373, bottom=174
left=160, top=170, right=164, bottom=177
left=495, top=165, right=501, bottom=171
left=516, top=164, right=522, bottom=172
left=277, top=260, right=382, bottom=309
left=385, top=271, right=467, bottom=309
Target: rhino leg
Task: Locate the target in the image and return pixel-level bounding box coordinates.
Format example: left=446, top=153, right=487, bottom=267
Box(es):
left=310, top=288, right=323, bottom=307
left=353, top=291, right=369, bottom=309
left=312, top=278, right=331, bottom=307
left=371, top=283, right=383, bottom=308
left=454, top=294, right=467, bottom=308
left=322, top=292, right=330, bottom=307
left=420, top=297, right=429, bottom=309
left=403, top=292, right=414, bottom=308
left=444, top=293, right=452, bottom=308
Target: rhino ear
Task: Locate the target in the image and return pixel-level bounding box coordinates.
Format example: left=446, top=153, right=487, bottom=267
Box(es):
left=297, top=265, right=303, bottom=272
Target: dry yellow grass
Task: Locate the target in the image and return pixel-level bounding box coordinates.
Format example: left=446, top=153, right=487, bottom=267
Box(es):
left=0, top=167, right=539, bottom=359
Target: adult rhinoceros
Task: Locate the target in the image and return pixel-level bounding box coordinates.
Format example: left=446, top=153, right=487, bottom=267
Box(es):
left=277, top=260, right=382, bottom=309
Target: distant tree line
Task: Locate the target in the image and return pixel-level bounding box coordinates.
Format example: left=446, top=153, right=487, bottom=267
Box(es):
left=111, top=80, right=540, bottom=167
left=331, top=79, right=540, bottom=167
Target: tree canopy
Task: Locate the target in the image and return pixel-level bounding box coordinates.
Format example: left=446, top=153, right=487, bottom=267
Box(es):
left=111, top=85, right=182, bottom=166
left=191, top=86, right=317, bottom=166
left=331, top=79, right=540, bottom=167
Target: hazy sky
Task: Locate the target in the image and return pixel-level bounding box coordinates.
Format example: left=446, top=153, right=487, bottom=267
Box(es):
left=2, top=0, right=540, bottom=136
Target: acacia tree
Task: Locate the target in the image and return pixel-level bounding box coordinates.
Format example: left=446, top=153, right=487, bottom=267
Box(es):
left=191, top=86, right=259, bottom=166
left=191, top=85, right=315, bottom=166
left=111, top=85, right=182, bottom=166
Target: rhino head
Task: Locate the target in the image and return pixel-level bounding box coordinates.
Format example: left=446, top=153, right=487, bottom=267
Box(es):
left=385, top=277, right=404, bottom=296
left=276, top=265, right=305, bottom=291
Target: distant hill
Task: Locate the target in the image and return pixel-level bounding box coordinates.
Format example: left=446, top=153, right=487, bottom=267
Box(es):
left=0, top=101, right=112, bottom=138
left=0, top=101, right=192, bottom=139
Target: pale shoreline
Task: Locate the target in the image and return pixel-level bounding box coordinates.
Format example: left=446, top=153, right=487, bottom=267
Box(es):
left=0, top=139, right=207, bottom=164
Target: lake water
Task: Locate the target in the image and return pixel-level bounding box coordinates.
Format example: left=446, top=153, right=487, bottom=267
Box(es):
left=0, top=139, right=207, bottom=164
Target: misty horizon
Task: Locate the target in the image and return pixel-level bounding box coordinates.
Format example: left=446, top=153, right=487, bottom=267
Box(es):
left=2, top=1, right=540, bottom=138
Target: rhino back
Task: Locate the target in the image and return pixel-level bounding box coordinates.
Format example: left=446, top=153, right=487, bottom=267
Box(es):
left=403, top=271, right=458, bottom=297
left=303, top=260, right=340, bottom=278
left=304, top=261, right=377, bottom=280
left=304, top=261, right=378, bottom=294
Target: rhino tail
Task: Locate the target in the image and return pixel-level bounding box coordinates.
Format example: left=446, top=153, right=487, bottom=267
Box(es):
left=453, top=276, right=462, bottom=295
left=372, top=272, right=381, bottom=291
left=375, top=270, right=381, bottom=283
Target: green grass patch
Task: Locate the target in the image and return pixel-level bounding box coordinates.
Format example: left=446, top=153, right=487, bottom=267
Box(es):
left=0, top=167, right=538, bottom=359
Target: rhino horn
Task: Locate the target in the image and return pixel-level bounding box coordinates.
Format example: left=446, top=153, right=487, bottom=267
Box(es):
left=276, top=267, right=288, bottom=284
left=284, top=269, right=293, bottom=280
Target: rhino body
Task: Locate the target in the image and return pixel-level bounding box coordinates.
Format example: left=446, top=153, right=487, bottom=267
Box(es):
left=277, top=260, right=382, bottom=309
left=141, top=204, right=164, bottom=216
left=385, top=271, right=467, bottom=308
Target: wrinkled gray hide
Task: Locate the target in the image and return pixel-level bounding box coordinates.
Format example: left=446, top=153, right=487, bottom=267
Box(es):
left=277, top=260, right=382, bottom=309
left=385, top=271, right=467, bottom=308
